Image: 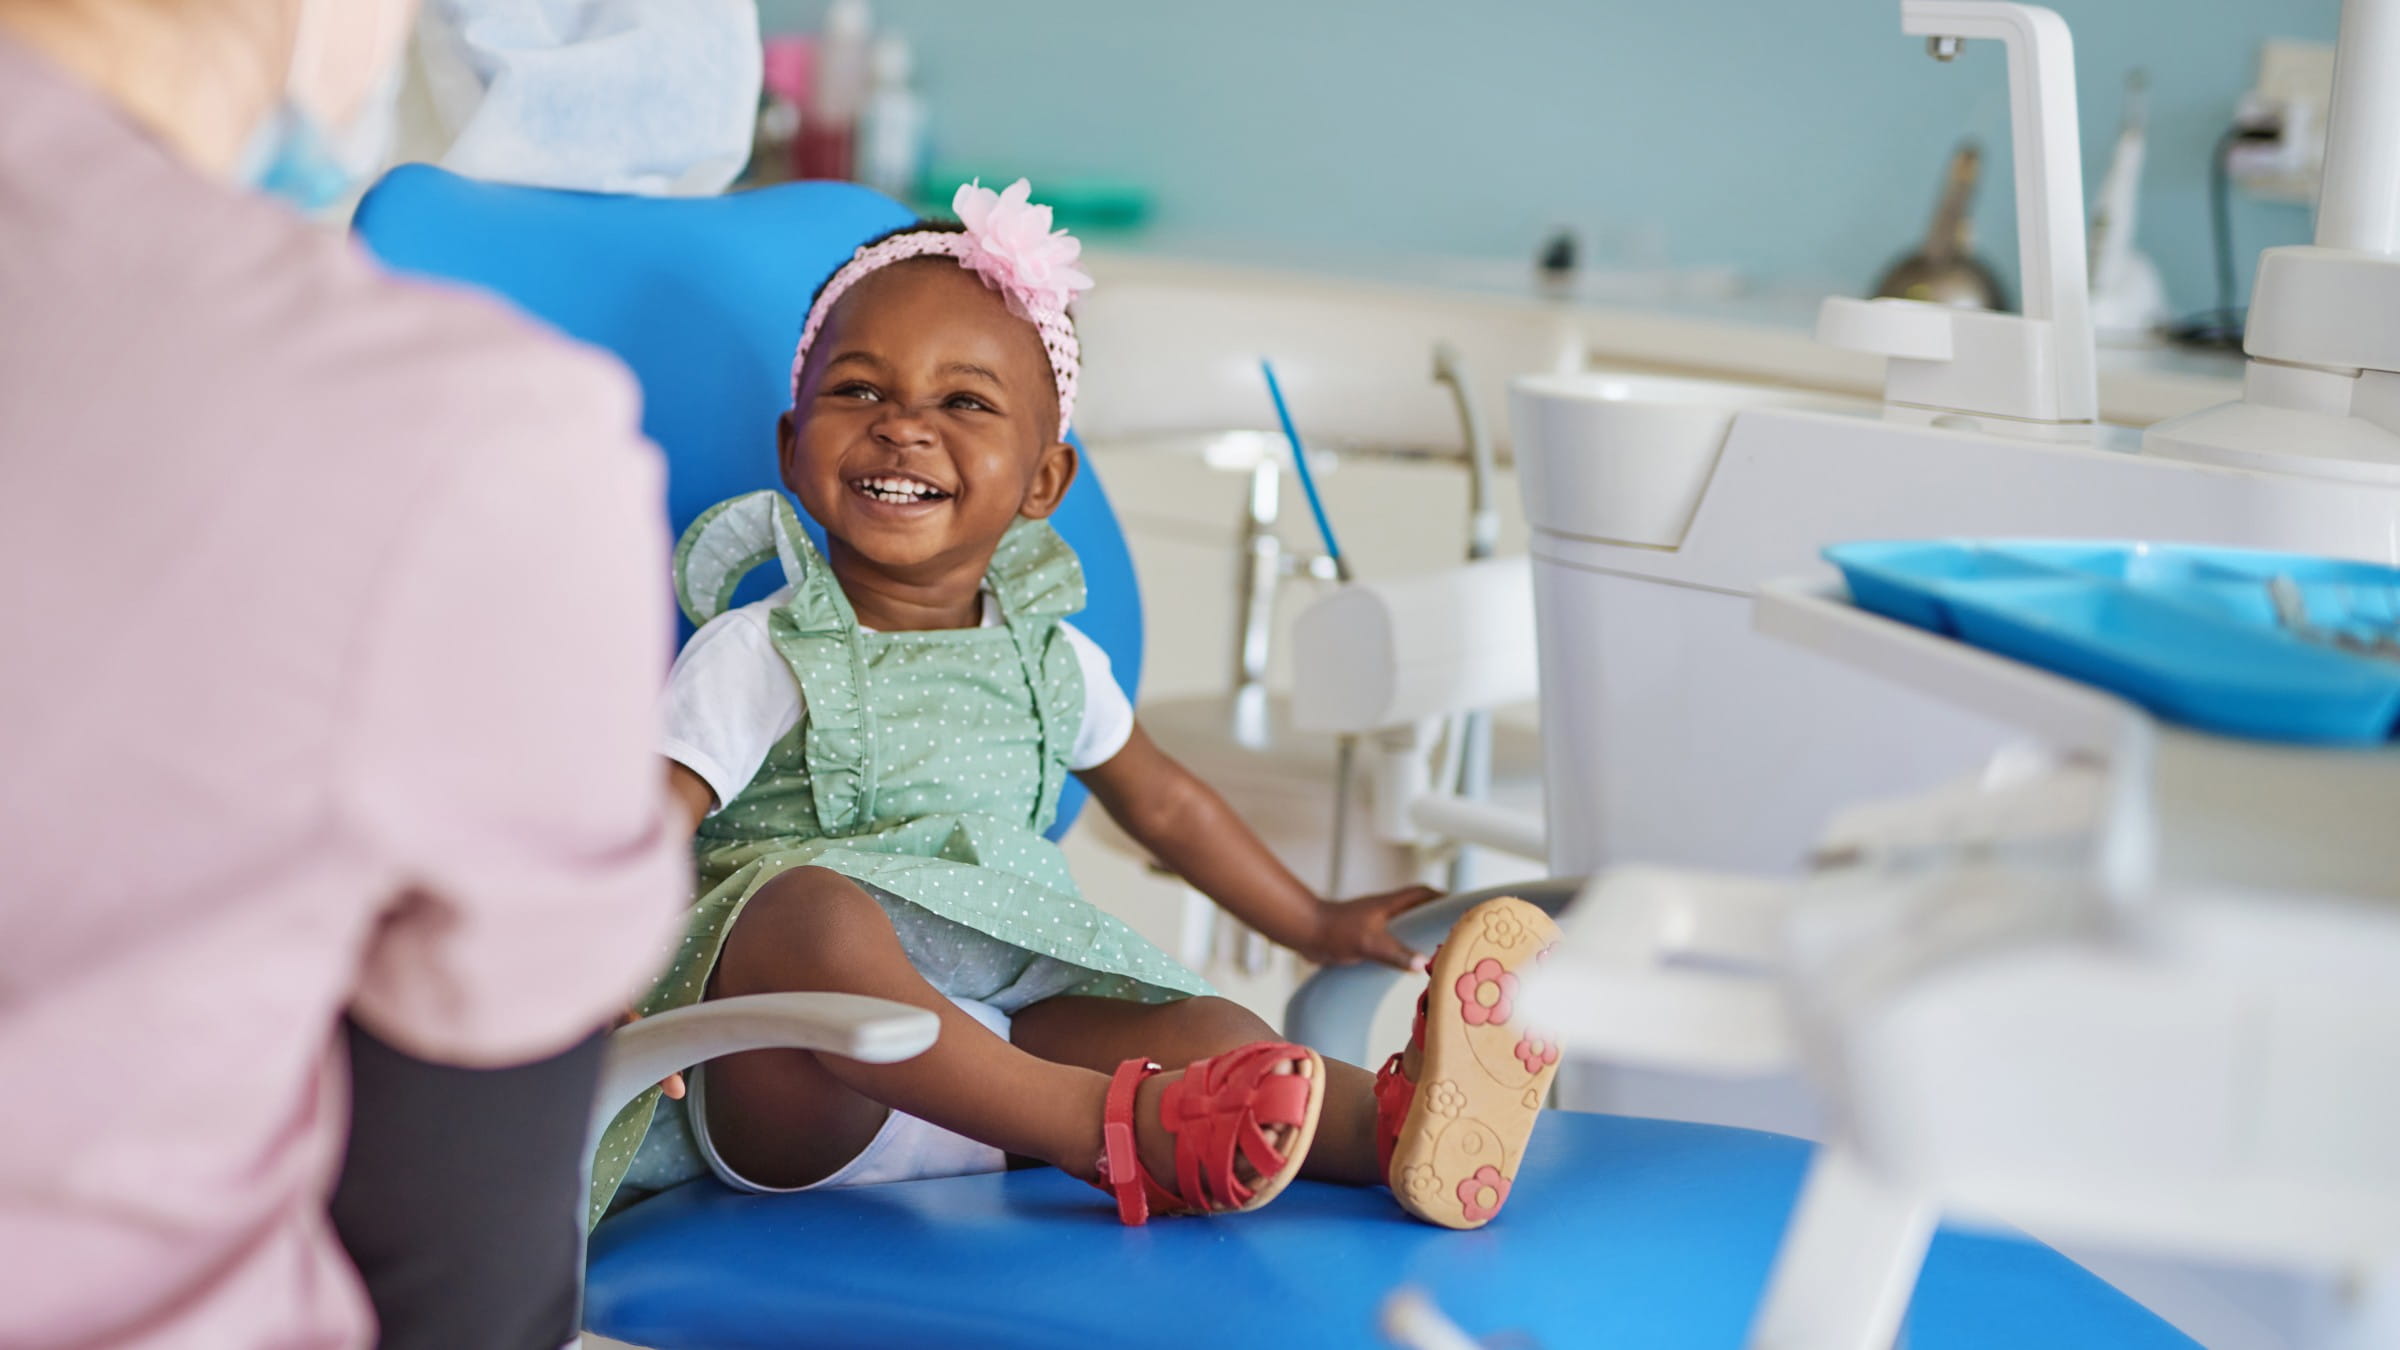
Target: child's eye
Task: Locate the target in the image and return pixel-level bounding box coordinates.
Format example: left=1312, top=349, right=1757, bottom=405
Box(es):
left=827, top=381, right=881, bottom=402
left=946, top=393, right=994, bottom=413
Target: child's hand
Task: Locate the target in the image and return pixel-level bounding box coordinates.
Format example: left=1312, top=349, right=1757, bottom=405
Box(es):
left=1302, top=886, right=1444, bottom=971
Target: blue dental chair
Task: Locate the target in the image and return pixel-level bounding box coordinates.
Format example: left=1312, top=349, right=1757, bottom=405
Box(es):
left=353, top=166, right=2197, bottom=1350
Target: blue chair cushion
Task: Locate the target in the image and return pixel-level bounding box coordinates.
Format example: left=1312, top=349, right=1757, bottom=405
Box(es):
left=350, top=164, right=1142, bottom=836
left=585, top=1112, right=2195, bottom=1349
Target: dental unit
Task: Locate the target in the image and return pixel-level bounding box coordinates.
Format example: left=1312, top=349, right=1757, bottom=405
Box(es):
left=1513, top=0, right=2400, bottom=885
left=1494, top=1, right=2400, bottom=1345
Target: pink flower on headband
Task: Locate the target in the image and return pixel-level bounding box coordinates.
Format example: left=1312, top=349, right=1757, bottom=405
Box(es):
left=952, top=179, right=1093, bottom=323
left=790, top=179, right=1091, bottom=428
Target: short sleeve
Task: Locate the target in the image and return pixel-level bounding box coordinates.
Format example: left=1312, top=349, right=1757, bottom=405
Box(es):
left=339, top=366, right=688, bottom=1067
left=1059, top=621, right=1135, bottom=771
left=660, top=601, right=804, bottom=813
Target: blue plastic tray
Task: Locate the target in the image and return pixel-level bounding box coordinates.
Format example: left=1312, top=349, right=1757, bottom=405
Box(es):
left=1825, top=541, right=2400, bottom=745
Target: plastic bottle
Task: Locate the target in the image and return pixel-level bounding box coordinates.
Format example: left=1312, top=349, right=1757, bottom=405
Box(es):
left=755, top=35, right=813, bottom=183
left=858, top=35, right=925, bottom=201
left=798, top=0, right=870, bottom=180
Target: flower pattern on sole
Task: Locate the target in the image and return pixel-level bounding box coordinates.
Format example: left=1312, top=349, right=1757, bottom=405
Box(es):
left=1514, top=1033, right=1560, bottom=1075
left=1427, top=1080, right=1467, bottom=1118
left=1455, top=957, right=1516, bottom=1027
left=1457, top=1165, right=1510, bottom=1225
left=1482, top=907, right=1526, bottom=948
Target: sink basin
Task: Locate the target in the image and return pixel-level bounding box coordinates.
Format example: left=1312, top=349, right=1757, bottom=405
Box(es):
left=1512, top=372, right=1863, bottom=550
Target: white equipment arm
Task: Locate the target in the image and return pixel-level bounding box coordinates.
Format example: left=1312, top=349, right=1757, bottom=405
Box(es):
left=1526, top=866, right=1797, bottom=1075
left=591, top=992, right=939, bottom=1145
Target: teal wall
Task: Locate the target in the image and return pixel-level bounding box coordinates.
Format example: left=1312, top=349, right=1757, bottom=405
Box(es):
left=762, top=0, right=2336, bottom=315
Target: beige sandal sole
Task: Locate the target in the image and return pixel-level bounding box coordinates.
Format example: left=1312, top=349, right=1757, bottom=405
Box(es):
left=1226, top=1048, right=1325, bottom=1215
left=1387, top=896, right=1564, bottom=1229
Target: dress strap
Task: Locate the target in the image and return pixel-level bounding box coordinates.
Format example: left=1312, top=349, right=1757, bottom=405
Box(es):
left=985, top=517, right=1086, bottom=623
left=989, top=518, right=1088, bottom=835
left=675, top=493, right=880, bottom=835
left=671, top=491, right=824, bottom=628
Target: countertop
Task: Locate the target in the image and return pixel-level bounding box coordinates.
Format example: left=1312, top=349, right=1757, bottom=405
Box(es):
left=1081, top=244, right=2245, bottom=430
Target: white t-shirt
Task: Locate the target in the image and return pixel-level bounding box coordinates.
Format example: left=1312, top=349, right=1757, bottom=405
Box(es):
left=662, top=586, right=1136, bottom=812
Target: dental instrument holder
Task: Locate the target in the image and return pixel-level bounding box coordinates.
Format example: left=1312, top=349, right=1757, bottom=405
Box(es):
left=1816, top=2, right=2098, bottom=427
left=2146, top=0, right=2400, bottom=483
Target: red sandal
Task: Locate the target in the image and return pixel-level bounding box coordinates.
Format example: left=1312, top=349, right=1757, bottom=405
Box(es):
left=1096, top=1039, right=1326, bottom=1225
left=1375, top=895, right=1563, bottom=1229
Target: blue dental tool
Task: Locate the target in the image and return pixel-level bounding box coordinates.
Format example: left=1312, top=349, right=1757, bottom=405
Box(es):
left=1260, top=359, right=1350, bottom=582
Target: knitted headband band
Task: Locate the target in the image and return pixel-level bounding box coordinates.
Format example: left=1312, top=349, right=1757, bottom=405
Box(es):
left=790, top=179, right=1095, bottom=430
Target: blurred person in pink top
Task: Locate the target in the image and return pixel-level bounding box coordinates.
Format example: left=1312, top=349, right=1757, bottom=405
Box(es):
left=0, top=1, right=686, bottom=1347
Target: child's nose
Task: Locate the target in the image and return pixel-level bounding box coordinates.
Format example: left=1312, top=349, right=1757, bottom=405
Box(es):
left=869, top=405, right=936, bottom=447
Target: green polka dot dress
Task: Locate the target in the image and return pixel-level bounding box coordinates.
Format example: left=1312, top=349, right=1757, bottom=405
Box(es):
left=587, top=492, right=1211, bottom=1225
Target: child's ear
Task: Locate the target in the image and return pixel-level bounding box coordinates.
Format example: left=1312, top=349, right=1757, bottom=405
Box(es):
left=1018, top=438, right=1079, bottom=520
left=776, top=410, right=801, bottom=491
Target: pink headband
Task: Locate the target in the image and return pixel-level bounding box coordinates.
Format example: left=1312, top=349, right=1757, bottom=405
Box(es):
left=790, top=179, right=1095, bottom=430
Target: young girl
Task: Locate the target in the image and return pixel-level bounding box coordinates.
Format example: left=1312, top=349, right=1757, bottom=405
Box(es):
left=591, top=180, right=1562, bottom=1231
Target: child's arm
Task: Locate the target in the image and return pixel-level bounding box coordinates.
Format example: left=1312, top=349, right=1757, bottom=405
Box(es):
left=1079, top=725, right=1439, bottom=971
left=667, top=760, right=715, bottom=835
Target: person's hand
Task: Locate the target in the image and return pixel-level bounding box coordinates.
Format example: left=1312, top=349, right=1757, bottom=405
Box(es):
left=618, top=1010, right=685, bottom=1099
left=1301, top=886, right=1444, bottom=971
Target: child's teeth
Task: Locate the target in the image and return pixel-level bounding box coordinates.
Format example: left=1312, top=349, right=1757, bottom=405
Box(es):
left=859, top=476, right=938, bottom=502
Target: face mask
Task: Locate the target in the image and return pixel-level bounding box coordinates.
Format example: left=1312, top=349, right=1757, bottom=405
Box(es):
left=242, top=51, right=406, bottom=212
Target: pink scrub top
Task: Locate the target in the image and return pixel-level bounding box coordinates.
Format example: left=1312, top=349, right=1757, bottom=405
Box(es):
left=0, top=35, right=688, bottom=1350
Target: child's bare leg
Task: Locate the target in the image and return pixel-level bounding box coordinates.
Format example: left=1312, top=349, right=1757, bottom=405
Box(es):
left=704, top=867, right=1106, bottom=1187
left=703, top=868, right=1306, bottom=1197
left=1011, top=995, right=1386, bottom=1188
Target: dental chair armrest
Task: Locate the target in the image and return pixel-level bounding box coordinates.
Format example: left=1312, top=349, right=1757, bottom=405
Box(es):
left=591, top=993, right=939, bottom=1144
left=1284, top=879, right=1581, bottom=1066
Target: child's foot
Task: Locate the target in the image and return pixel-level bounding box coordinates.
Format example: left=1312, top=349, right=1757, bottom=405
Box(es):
left=1128, top=1060, right=1307, bottom=1197
left=1376, top=895, right=1563, bottom=1229
left=1096, top=1040, right=1325, bottom=1224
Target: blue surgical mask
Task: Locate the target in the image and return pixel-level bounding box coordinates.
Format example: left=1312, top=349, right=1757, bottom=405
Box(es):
left=241, top=104, right=357, bottom=213
left=239, top=58, right=405, bottom=213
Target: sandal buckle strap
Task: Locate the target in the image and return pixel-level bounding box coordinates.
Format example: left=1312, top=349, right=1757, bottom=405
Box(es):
left=1101, top=1058, right=1161, bottom=1226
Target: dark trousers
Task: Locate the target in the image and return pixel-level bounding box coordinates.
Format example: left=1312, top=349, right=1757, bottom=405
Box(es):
left=330, top=1018, right=604, bottom=1350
